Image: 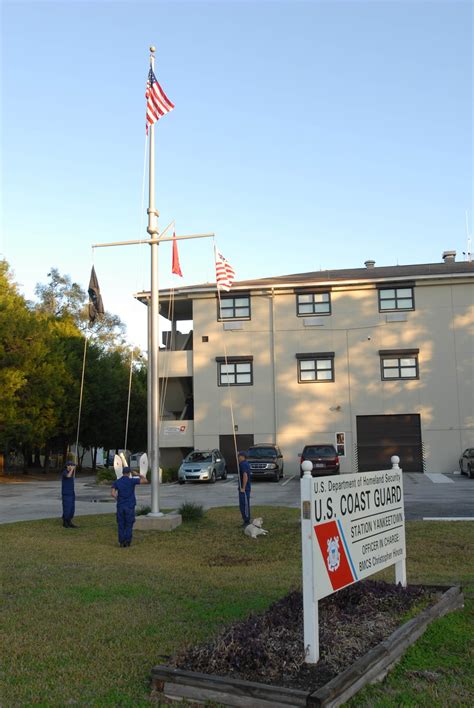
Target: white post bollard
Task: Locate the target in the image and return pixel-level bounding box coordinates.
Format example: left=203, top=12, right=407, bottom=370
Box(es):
left=391, top=455, right=407, bottom=588
left=301, top=460, right=319, bottom=663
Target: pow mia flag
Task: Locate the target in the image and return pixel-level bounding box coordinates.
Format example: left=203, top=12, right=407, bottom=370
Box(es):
left=88, top=266, right=105, bottom=325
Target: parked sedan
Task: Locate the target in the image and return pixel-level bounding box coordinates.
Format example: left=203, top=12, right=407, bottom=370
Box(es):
left=459, top=448, right=474, bottom=478
left=178, top=450, right=227, bottom=484
left=300, top=444, right=340, bottom=477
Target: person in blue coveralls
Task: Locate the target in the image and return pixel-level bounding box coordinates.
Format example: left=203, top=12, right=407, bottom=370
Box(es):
left=111, top=466, right=149, bottom=547
left=61, top=460, right=77, bottom=528
left=238, top=451, right=251, bottom=527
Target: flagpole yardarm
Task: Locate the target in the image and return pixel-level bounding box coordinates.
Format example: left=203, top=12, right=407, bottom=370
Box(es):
left=92, top=233, right=215, bottom=248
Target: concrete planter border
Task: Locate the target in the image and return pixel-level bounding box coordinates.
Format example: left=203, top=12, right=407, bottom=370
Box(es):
left=151, top=585, right=463, bottom=708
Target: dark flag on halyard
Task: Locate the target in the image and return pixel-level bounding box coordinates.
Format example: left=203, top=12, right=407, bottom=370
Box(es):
left=88, top=266, right=105, bottom=324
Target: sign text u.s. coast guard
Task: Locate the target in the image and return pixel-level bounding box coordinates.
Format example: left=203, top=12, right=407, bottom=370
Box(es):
left=310, top=469, right=406, bottom=600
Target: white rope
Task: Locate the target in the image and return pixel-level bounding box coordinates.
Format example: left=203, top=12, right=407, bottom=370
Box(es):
left=214, top=240, right=239, bottom=473
left=122, top=134, right=149, bottom=454
left=74, top=334, right=88, bottom=466
left=159, top=286, right=174, bottom=421
left=73, top=245, right=96, bottom=466
left=136, top=132, right=150, bottom=294
left=124, top=349, right=134, bottom=451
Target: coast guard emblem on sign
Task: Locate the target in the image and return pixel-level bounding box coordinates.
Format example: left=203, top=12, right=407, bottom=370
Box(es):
left=314, top=521, right=356, bottom=593
left=327, top=536, right=341, bottom=572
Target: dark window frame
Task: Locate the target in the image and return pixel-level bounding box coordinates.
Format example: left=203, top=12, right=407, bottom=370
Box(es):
left=217, top=293, right=251, bottom=321
left=216, top=356, right=254, bottom=387
left=378, top=284, right=415, bottom=312
left=296, top=290, right=332, bottom=317
left=379, top=349, right=419, bottom=381
left=296, top=352, right=335, bottom=383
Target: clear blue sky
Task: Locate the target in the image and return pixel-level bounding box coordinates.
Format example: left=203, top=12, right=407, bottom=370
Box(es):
left=2, top=0, right=472, bottom=350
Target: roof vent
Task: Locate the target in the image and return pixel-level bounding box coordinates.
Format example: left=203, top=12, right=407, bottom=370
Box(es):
left=442, top=250, right=456, bottom=263
left=364, top=260, right=376, bottom=269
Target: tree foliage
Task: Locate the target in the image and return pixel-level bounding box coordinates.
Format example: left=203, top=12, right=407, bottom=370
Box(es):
left=34, top=267, right=128, bottom=349
left=0, top=260, right=147, bottom=469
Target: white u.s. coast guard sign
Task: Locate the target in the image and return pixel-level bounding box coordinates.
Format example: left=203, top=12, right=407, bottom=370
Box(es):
left=301, top=456, right=407, bottom=663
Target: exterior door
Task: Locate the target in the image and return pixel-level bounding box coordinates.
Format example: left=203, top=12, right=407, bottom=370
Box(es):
left=219, top=435, right=254, bottom=474
left=356, top=414, right=423, bottom=472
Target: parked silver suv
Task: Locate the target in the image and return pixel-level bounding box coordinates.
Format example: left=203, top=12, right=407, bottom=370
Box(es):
left=246, top=444, right=284, bottom=482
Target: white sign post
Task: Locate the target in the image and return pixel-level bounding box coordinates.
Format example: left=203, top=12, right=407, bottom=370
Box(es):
left=301, top=456, right=407, bottom=664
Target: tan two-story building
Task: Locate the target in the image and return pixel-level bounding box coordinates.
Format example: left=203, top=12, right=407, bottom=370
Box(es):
left=139, top=252, right=474, bottom=476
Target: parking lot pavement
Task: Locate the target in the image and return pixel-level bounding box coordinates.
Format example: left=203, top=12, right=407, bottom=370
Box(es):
left=0, top=471, right=472, bottom=524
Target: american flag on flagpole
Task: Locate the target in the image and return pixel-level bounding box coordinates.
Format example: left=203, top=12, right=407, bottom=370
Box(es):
left=215, top=251, right=235, bottom=292
left=146, top=68, right=174, bottom=133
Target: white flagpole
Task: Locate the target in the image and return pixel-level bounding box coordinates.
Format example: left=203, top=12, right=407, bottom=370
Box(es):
left=148, top=45, right=162, bottom=516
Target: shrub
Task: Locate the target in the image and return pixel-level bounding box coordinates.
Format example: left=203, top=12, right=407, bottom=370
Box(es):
left=136, top=505, right=151, bottom=516
left=162, top=466, right=178, bottom=483
left=179, top=502, right=204, bottom=523
left=144, top=467, right=178, bottom=483
left=96, top=468, right=116, bottom=484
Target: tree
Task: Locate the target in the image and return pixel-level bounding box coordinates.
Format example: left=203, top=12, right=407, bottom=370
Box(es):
left=0, top=261, right=82, bottom=465
left=1, top=261, right=145, bottom=471
left=34, top=268, right=128, bottom=350
left=34, top=268, right=85, bottom=321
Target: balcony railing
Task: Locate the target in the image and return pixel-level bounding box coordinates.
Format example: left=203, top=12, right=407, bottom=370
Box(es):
left=162, top=331, right=193, bottom=351
left=158, top=350, right=192, bottom=377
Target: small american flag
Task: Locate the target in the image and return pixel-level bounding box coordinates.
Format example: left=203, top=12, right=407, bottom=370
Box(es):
left=146, top=68, right=174, bottom=133
left=215, top=251, right=235, bottom=292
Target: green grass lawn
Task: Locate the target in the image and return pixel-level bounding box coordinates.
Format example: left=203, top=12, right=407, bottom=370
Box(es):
left=1, top=509, right=472, bottom=706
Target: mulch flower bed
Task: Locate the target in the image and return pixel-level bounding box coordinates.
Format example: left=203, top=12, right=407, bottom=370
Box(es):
left=172, top=580, right=434, bottom=693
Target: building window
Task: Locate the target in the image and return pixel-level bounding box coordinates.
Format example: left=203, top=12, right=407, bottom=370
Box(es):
left=218, top=295, right=250, bottom=320
left=378, top=286, right=414, bottom=311
left=216, top=357, right=253, bottom=386
left=379, top=349, right=419, bottom=380
left=296, top=292, right=331, bottom=316
left=296, top=352, right=335, bottom=383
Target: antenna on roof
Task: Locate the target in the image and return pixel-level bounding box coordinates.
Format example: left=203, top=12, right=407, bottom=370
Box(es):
left=463, top=210, right=472, bottom=262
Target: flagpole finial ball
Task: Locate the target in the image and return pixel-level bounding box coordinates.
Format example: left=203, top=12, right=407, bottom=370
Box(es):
left=150, top=46, right=156, bottom=53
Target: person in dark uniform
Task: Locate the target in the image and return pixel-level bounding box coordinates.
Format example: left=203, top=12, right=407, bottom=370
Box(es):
left=238, top=451, right=251, bottom=527
left=111, top=466, right=148, bottom=547
left=61, top=460, right=77, bottom=528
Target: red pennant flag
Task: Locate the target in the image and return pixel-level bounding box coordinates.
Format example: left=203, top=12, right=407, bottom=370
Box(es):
left=172, top=233, right=183, bottom=277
